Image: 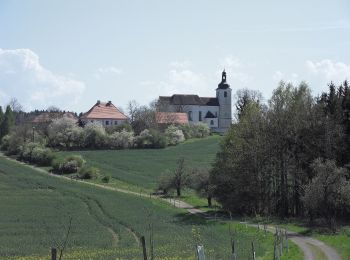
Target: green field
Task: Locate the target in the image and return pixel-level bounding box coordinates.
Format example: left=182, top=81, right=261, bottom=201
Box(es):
left=56, top=136, right=221, bottom=192
left=0, top=156, right=302, bottom=259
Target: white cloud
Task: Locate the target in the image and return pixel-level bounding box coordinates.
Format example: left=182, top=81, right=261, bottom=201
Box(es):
left=0, top=48, right=85, bottom=111
left=272, top=70, right=299, bottom=85
left=306, top=59, right=350, bottom=84
left=169, top=60, right=191, bottom=69
left=93, top=66, right=122, bottom=79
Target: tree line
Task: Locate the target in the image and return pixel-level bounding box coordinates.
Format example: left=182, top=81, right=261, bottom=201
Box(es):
left=210, top=81, right=350, bottom=225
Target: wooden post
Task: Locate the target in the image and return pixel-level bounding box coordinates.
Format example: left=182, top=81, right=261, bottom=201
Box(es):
left=51, top=248, right=57, bottom=260
left=231, top=239, right=236, bottom=260
left=285, top=229, right=289, bottom=252
left=251, top=241, right=256, bottom=260
left=140, top=236, right=147, bottom=260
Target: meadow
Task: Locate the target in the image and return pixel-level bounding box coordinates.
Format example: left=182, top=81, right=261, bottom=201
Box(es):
left=56, top=135, right=221, bottom=192
left=0, top=156, right=301, bottom=259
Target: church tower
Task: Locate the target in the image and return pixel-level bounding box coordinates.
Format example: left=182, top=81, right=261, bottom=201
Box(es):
left=216, top=70, right=232, bottom=132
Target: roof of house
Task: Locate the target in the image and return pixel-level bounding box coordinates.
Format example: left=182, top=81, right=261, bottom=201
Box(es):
left=159, top=94, right=219, bottom=106
left=81, top=101, right=128, bottom=120
left=32, top=112, right=77, bottom=123
left=156, top=112, right=189, bottom=124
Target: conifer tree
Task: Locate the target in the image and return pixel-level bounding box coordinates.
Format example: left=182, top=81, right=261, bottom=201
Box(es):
left=0, top=105, right=15, bottom=139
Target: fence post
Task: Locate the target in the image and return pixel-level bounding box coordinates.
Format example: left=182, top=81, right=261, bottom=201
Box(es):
left=197, top=245, right=205, bottom=260
left=231, top=239, right=236, bottom=260
left=51, top=248, right=57, bottom=260
left=285, top=229, right=289, bottom=252
left=140, top=236, right=147, bottom=260
left=251, top=241, right=256, bottom=260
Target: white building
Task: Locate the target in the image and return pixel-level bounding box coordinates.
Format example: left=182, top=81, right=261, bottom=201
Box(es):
left=80, top=100, right=128, bottom=126
left=158, top=70, right=232, bottom=133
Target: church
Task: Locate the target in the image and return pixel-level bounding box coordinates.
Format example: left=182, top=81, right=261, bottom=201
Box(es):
left=158, top=70, right=232, bottom=133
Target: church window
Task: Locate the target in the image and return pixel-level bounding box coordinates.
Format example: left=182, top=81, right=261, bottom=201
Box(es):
left=114, top=121, right=118, bottom=125
left=199, top=111, right=202, bottom=121
left=188, top=111, right=193, bottom=121
left=105, top=120, right=109, bottom=125
left=224, top=91, right=227, bottom=97
left=210, top=120, right=214, bottom=125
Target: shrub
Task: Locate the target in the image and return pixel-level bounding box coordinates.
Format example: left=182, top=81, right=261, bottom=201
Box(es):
left=136, top=129, right=166, bottom=148
left=83, top=122, right=107, bottom=148
left=105, top=123, right=133, bottom=134
left=78, top=166, right=100, bottom=179
left=165, top=125, right=185, bottom=146
left=19, top=142, right=55, bottom=166
left=108, top=130, right=134, bottom=149
left=101, top=175, right=110, bottom=183
left=179, top=123, right=210, bottom=139
left=48, top=116, right=78, bottom=148
left=52, top=155, right=85, bottom=174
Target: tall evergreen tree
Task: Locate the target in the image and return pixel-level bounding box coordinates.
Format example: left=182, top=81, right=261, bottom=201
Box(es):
left=1, top=105, right=15, bottom=139
left=0, top=106, right=4, bottom=139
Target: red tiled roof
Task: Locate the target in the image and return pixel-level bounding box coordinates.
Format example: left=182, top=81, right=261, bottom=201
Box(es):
left=156, top=112, right=188, bottom=124
left=81, top=101, right=128, bottom=120
left=32, top=112, right=77, bottom=123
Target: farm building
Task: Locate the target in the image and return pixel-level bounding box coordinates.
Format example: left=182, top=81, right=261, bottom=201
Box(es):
left=81, top=100, right=128, bottom=126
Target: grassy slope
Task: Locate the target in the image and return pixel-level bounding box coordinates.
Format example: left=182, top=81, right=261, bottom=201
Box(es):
left=0, top=156, right=301, bottom=259
left=56, top=136, right=221, bottom=192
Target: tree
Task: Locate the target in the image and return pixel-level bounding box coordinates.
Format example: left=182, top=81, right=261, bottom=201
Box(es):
left=127, top=100, right=139, bottom=123
left=0, top=105, right=15, bottom=139
left=157, top=157, right=188, bottom=196
left=235, top=88, right=263, bottom=120
left=190, top=167, right=215, bottom=207
left=303, top=159, right=350, bottom=228
left=8, top=98, right=23, bottom=112
left=0, top=106, right=4, bottom=139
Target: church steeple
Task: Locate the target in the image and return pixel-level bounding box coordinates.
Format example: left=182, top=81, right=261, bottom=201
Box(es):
left=217, top=69, right=230, bottom=89
left=222, top=69, right=227, bottom=82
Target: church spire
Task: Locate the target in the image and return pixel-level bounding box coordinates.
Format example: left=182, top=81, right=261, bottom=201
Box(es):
left=222, top=69, right=227, bottom=82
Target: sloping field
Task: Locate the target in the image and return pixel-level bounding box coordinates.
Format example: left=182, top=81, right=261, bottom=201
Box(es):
left=0, top=156, right=295, bottom=259
left=56, top=136, right=221, bottom=191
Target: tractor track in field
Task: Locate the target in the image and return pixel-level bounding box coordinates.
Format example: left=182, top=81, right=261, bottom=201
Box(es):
left=1, top=154, right=342, bottom=260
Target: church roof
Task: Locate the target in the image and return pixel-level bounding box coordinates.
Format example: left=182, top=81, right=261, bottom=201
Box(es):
left=159, top=95, right=219, bottom=106
left=156, top=112, right=189, bottom=124
left=81, top=101, right=127, bottom=120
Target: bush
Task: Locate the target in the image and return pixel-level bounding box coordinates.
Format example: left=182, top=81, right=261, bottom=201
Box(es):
left=108, top=130, right=134, bottom=149
left=48, top=116, right=79, bottom=148
left=165, top=125, right=185, bottom=146
left=179, top=123, right=210, bottom=139
left=136, top=129, right=166, bottom=148
left=52, top=155, right=85, bottom=174
left=78, top=166, right=100, bottom=179
left=83, top=122, right=107, bottom=148
left=19, top=142, right=55, bottom=166
left=101, top=175, right=110, bottom=183
left=105, top=123, right=133, bottom=134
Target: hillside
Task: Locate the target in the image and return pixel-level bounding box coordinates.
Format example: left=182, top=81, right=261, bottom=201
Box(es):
left=0, top=156, right=301, bottom=259
left=56, top=135, right=222, bottom=191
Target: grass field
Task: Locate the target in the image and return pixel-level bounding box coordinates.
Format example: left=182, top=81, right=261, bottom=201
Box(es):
left=0, top=156, right=302, bottom=259
left=55, top=136, right=221, bottom=193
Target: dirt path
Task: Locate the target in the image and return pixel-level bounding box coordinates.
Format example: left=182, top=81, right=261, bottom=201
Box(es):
left=1, top=154, right=342, bottom=260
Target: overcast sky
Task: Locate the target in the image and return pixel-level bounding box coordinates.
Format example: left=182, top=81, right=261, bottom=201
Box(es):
left=0, top=0, right=350, bottom=112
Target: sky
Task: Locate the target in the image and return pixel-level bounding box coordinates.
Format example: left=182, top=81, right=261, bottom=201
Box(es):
left=0, top=0, right=350, bottom=113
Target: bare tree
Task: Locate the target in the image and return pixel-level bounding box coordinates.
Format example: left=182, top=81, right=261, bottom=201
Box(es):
left=8, top=98, right=23, bottom=112
left=127, top=100, right=139, bottom=123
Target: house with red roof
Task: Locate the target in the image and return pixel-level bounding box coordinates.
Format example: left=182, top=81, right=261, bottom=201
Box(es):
left=80, top=100, right=128, bottom=126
